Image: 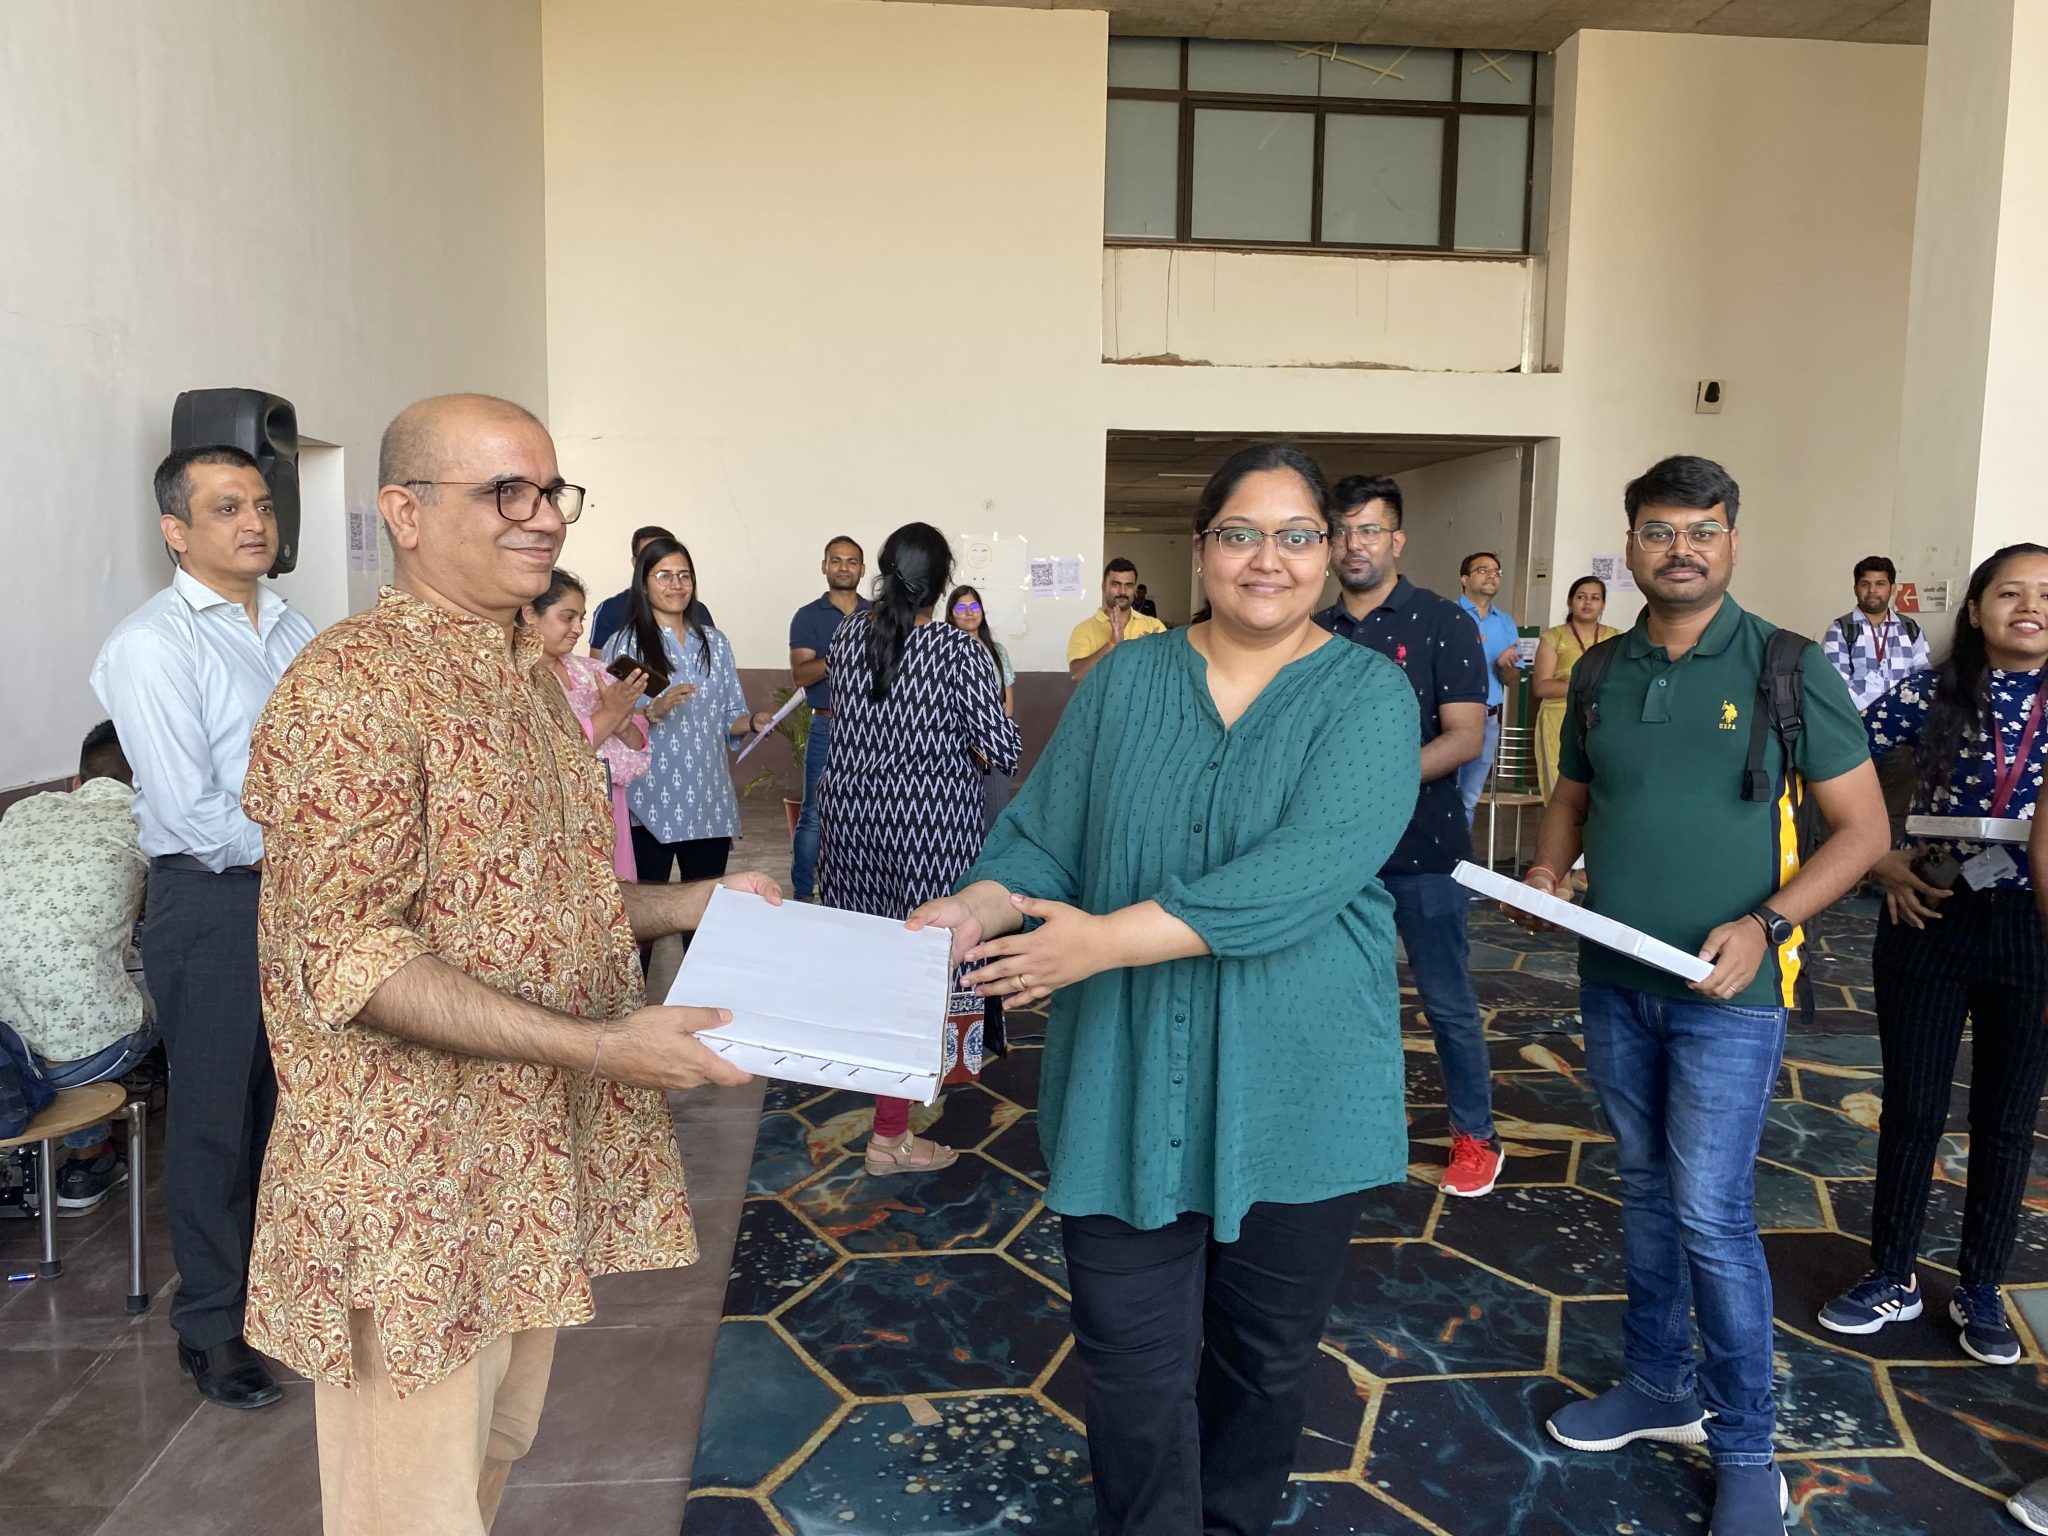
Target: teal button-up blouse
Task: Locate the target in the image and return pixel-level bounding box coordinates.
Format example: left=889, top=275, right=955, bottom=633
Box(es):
left=963, top=628, right=1419, bottom=1240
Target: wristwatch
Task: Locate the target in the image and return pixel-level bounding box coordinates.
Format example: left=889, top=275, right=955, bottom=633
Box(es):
left=1748, top=904, right=1794, bottom=946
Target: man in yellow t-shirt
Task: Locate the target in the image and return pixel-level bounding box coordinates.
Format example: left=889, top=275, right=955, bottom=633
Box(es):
left=1067, top=558, right=1167, bottom=681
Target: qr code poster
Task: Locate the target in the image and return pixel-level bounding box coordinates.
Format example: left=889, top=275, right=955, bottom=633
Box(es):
left=1588, top=552, right=1637, bottom=592
left=1028, top=557, right=1056, bottom=597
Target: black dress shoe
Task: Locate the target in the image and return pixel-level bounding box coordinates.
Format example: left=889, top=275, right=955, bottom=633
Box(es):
left=178, top=1336, right=284, bottom=1410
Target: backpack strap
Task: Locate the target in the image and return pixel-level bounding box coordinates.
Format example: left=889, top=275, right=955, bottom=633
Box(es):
left=1743, top=626, right=1811, bottom=803
left=1568, top=634, right=1624, bottom=745
left=1900, top=613, right=1922, bottom=644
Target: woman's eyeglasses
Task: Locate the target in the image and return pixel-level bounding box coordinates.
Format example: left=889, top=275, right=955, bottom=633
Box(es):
left=1200, top=527, right=1330, bottom=560
left=649, top=570, right=695, bottom=586
left=952, top=602, right=983, bottom=616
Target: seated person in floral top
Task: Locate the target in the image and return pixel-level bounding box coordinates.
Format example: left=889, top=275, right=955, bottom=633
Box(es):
left=243, top=393, right=774, bottom=1535
left=522, top=566, right=651, bottom=881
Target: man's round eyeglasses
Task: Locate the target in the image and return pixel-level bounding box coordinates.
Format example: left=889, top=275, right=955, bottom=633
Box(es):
left=1335, top=524, right=1393, bottom=548
left=1200, top=527, right=1330, bottom=560
left=1631, top=521, right=1727, bottom=550
left=405, top=478, right=586, bottom=524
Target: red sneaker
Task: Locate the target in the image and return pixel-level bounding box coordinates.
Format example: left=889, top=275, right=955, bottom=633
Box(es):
left=1443, top=1133, right=1502, bottom=1198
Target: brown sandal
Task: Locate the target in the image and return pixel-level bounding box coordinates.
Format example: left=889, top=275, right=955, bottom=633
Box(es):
left=864, top=1133, right=959, bottom=1176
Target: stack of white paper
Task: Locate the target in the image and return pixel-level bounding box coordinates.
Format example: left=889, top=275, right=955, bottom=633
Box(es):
left=663, top=887, right=956, bottom=1102
left=1905, top=815, right=2032, bottom=845
left=1452, top=860, right=1714, bottom=984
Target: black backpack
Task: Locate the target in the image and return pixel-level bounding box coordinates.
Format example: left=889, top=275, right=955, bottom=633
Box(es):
left=1834, top=611, right=1921, bottom=651
left=1569, top=621, right=1814, bottom=807
left=1570, top=621, right=1822, bottom=1018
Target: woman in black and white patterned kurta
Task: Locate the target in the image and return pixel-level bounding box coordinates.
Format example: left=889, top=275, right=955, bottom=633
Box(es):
left=818, top=524, right=1021, bottom=1174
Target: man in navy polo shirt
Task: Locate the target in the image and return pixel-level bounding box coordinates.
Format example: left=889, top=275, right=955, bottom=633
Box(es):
left=1316, top=475, right=1501, bottom=1197
left=788, top=535, right=868, bottom=901
left=1457, top=551, right=1526, bottom=825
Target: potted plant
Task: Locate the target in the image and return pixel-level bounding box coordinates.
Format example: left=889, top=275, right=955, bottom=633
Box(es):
left=741, top=687, right=811, bottom=838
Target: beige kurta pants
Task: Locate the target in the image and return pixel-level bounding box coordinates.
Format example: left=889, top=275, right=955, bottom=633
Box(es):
left=314, top=1308, right=558, bottom=1536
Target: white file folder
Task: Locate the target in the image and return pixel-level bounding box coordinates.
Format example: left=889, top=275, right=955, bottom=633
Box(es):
left=663, top=887, right=955, bottom=1102
left=1905, top=816, right=2031, bottom=845
left=1452, top=860, right=1714, bottom=984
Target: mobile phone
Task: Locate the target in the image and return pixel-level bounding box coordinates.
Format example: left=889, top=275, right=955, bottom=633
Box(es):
left=607, top=654, right=668, bottom=694
left=1911, top=847, right=1963, bottom=892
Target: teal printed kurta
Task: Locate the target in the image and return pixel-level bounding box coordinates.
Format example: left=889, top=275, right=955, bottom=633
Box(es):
left=964, top=629, right=1419, bottom=1240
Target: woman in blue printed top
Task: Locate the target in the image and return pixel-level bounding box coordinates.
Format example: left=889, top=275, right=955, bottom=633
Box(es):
left=1819, top=543, right=2048, bottom=1367
left=603, top=538, right=774, bottom=896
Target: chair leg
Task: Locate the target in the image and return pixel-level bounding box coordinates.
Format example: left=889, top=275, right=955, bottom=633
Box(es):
left=126, top=1099, right=149, bottom=1314
left=35, top=1138, right=61, bottom=1279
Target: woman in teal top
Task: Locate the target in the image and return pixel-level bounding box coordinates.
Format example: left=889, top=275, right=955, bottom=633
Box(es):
left=910, top=443, right=1417, bottom=1536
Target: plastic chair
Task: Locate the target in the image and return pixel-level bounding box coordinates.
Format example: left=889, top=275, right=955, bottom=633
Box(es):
left=1478, top=724, right=1545, bottom=875
left=0, top=1081, right=149, bottom=1310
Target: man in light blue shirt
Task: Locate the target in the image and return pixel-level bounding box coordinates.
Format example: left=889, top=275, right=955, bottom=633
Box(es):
left=1456, top=551, right=1525, bottom=827
left=90, top=445, right=315, bottom=1411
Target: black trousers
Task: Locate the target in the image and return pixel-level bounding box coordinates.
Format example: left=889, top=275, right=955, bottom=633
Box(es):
left=1061, top=1190, right=1367, bottom=1536
left=1870, top=887, right=2048, bottom=1286
left=628, top=829, right=731, bottom=886
left=139, top=862, right=274, bottom=1351
left=630, top=832, right=731, bottom=971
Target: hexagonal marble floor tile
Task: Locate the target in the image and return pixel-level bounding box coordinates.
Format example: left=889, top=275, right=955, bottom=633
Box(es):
left=789, top=1151, right=1040, bottom=1255
left=724, top=1198, right=840, bottom=1318
left=1323, top=1241, right=1552, bottom=1378
left=1434, top=1185, right=1627, bottom=1297
left=769, top=1394, right=1087, bottom=1535
left=688, top=1321, right=844, bottom=1489
left=780, top=1252, right=1070, bottom=1396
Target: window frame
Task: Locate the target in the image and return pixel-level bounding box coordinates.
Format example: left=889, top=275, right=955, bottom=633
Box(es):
left=1106, top=40, right=1538, bottom=256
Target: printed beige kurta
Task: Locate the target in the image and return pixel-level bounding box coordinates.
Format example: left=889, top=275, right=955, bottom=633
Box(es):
left=241, top=589, right=694, bottom=1396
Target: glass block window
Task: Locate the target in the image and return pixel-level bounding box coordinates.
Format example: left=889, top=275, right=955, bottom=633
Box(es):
left=1105, top=38, right=1537, bottom=253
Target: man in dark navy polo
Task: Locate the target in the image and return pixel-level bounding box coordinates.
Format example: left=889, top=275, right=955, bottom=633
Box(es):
left=788, top=535, right=868, bottom=901
left=1315, top=474, right=1501, bottom=1197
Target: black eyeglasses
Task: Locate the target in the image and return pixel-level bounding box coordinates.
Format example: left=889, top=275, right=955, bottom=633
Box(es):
left=406, top=478, right=586, bottom=524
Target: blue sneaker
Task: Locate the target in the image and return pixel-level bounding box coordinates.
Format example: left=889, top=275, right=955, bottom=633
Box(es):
left=1817, top=1269, right=1921, bottom=1335
left=1546, top=1381, right=1708, bottom=1452
left=1709, top=1464, right=1788, bottom=1535
left=1951, top=1284, right=2021, bottom=1365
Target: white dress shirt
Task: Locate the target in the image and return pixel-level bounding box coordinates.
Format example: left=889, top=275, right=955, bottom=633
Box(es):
left=90, top=568, right=316, bottom=871
left=0, top=777, right=148, bottom=1062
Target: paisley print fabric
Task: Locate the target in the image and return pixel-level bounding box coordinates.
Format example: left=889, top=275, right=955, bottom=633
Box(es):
left=241, top=588, right=694, bottom=1397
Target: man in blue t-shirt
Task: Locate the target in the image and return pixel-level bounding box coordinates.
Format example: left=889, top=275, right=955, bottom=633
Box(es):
left=1456, top=551, right=1526, bottom=825
left=587, top=524, right=715, bottom=653
left=787, top=536, right=868, bottom=901
left=1316, top=476, right=1500, bottom=1198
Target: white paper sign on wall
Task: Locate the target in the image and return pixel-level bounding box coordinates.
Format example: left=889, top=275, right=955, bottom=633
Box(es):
left=1588, top=552, right=1637, bottom=593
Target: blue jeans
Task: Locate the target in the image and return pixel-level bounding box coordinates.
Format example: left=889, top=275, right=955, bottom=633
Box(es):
left=1579, top=982, right=1785, bottom=1466
left=1383, top=872, right=1494, bottom=1143
left=1457, top=710, right=1500, bottom=827
left=790, top=714, right=833, bottom=902
left=42, top=1024, right=158, bottom=1150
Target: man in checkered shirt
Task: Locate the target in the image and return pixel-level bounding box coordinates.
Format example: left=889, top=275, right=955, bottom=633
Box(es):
left=1822, top=555, right=1929, bottom=714
left=1823, top=555, right=1930, bottom=845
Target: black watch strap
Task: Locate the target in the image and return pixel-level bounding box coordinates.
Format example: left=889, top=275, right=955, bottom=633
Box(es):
left=1749, top=904, right=1793, bottom=944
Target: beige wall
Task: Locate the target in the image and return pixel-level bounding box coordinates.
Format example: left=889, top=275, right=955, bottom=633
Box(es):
left=1385, top=448, right=1528, bottom=608
left=1545, top=31, right=1924, bottom=638
left=1103, top=248, right=1530, bottom=371
left=543, top=0, right=1112, bottom=678
left=1895, top=0, right=2048, bottom=655
left=2, top=0, right=550, bottom=789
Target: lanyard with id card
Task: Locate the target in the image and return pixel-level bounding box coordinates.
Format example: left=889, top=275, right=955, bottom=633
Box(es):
left=1961, top=683, right=2045, bottom=889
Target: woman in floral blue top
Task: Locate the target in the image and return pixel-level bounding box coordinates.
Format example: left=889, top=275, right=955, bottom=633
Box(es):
left=603, top=538, right=772, bottom=890
left=1819, top=543, right=2048, bottom=1368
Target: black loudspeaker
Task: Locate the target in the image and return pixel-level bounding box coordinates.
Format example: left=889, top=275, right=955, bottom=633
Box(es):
left=170, top=388, right=301, bottom=576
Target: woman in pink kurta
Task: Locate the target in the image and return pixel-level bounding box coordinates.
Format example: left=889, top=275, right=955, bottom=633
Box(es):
left=522, top=569, right=651, bottom=880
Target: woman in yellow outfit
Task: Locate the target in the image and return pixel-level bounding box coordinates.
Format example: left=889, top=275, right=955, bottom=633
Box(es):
left=1531, top=575, right=1621, bottom=798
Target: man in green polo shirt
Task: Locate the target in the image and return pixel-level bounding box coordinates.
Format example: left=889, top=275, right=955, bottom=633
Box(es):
left=1515, top=456, right=1888, bottom=1536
